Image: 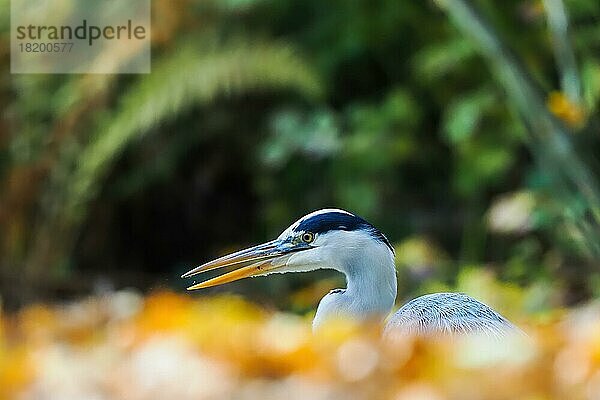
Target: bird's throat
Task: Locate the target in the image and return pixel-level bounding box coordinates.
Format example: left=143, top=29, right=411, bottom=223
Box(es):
left=313, top=251, right=397, bottom=330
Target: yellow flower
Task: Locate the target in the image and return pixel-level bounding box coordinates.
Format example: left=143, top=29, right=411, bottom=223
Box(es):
left=547, top=91, right=586, bottom=128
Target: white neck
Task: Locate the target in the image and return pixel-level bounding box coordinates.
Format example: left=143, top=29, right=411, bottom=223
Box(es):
left=312, top=238, right=397, bottom=330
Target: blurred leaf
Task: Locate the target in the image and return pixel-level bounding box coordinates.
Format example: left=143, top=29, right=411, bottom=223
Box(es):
left=443, top=89, right=496, bottom=144
left=262, top=108, right=341, bottom=167
left=394, top=236, right=451, bottom=278
left=581, top=60, right=600, bottom=112
left=413, top=38, right=475, bottom=81
left=454, top=143, right=514, bottom=197
left=487, top=191, right=537, bottom=234
left=546, top=91, right=586, bottom=127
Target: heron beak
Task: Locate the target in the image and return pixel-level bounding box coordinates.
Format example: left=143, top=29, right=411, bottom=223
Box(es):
left=181, top=239, right=310, bottom=290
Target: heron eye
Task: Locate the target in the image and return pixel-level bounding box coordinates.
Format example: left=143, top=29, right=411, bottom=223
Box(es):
left=301, top=232, right=314, bottom=243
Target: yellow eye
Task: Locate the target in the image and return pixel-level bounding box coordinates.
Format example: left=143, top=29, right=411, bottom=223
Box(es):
left=301, top=232, right=314, bottom=243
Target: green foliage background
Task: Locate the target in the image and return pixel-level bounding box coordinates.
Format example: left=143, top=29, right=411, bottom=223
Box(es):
left=1, top=0, right=600, bottom=313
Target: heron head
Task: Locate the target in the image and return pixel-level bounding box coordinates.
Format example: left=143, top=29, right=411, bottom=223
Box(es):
left=181, top=208, right=395, bottom=290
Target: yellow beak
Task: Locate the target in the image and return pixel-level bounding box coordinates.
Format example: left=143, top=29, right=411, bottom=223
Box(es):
left=181, top=239, right=309, bottom=290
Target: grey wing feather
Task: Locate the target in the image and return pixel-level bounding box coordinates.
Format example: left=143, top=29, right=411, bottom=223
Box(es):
left=384, top=292, right=521, bottom=339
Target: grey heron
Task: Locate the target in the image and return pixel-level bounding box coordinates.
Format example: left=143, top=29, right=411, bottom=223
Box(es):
left=181, top=209, right=520, bottom=338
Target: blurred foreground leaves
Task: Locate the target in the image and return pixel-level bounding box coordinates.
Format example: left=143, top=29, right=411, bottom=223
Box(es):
left=1, top=289, right=600, bottom=400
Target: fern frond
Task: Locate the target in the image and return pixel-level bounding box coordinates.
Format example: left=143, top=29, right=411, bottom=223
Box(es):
left=64, top=40, right=321, bottom=220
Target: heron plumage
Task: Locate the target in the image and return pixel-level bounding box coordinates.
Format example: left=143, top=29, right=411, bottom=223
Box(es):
left=384, top=292, right=519, bottom=338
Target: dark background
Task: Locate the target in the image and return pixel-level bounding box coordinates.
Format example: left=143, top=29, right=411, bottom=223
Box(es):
left=2, top=0, right=600, bottom=314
